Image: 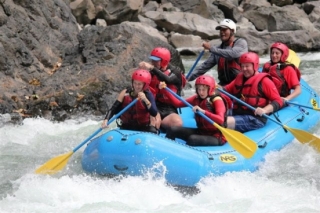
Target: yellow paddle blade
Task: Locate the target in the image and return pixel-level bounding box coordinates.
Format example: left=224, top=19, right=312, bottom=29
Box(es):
left=312, top=106, right=320, bottom=111
left=287, top=49, right=300, bottom=68
left=35, top=151, right=73, bottom=175
left=284, top=125, right=320, bottom=152
left=214, top=123, right=257, bottom=158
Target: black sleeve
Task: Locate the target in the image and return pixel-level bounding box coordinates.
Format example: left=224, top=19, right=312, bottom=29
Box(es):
left=270, top=101, right=281, bottom=112
left=144, top=90, right=158, bottom=116
left=150, top=67, right=181, bottom=86
left=258, top=82, right=281, bottom=113
left=104, top=100, right=122, bottom=120
left=168, top=64, right=185, bottom=75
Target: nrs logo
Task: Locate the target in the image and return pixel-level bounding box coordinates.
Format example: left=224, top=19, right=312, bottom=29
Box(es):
left=219, top=154, right=237, bottom=163
left=311, top=98, right=318, bottom=108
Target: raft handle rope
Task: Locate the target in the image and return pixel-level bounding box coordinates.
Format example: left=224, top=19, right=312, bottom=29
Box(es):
left=272, top=112, right=288, bottom=133
left=258, top=141, right=267, bottom=148
left=301, top=82, right=318, bottom=96
left=114, top=129, right=217, bottom=160
left=298, top=107, right=309, bottom=116
left=296, top=114, right=305, bottom=122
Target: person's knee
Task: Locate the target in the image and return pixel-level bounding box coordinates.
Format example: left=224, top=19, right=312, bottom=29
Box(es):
left=173, top=118, right=183, bottom=127
left=162, top=114, right=182, bottom=127
left=172, top=115, right=183, bottom=126
left=227, top=116, right=235, bottom=129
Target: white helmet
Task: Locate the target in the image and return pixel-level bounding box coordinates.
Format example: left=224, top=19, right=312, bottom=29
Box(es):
left=215, top=19, right=237, bottom=33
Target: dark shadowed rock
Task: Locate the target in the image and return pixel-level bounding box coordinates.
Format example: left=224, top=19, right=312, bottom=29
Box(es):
left=70, top=0, right=144, bottom=26
left=0, top=0, right=80, bottom=120
left=0, top=14, right=184, bottom=121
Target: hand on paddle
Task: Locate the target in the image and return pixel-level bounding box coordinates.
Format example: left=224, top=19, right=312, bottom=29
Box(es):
left=101, top=119, right=109, bottom=129
left=158, top=82, right=167, bottom=89
left=254, top=107, right=266, bottom=117
left=139, top=61, right=154, bottom=71
left=254, top=104, right=274, bottom=116
left=202, top=42, right=211, bottom=50
left=215, top=84, right=223, bottom=90
left=137, top=91, right=146, bottom=101
left=138, top=92, right=152, bottom=107
left=193, top=106, right=205, bottom=114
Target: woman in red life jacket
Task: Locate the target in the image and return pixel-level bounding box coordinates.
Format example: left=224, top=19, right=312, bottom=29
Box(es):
left=159, top=75, right=227, bottom=146
left=101, top=69, right=158, bottom=134
left=223, top=52, right=283, bottom=133
left=262, top=42, right=301, bottom=102
left=139, top=47, right=185, bottom=131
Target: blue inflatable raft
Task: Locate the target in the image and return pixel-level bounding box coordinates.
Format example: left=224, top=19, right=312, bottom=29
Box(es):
left=81, top=79, right=320, bottom=186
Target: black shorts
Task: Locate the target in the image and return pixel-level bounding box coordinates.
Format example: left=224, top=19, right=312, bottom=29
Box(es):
left=157, top=102, right=178, bottom=119
left=166, top=126, right=224, bottom=146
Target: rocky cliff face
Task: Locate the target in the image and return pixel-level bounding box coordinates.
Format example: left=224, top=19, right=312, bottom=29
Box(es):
left=0, top=0, right=319, bottom=124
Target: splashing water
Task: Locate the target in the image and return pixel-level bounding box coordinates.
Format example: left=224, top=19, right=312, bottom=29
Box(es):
left=1, top=53, right=320, bottom=213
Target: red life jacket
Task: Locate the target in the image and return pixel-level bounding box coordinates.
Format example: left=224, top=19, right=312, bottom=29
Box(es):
left=193, top=95, right=227, bottom=141
left=217, top=38, right=241, bottom=85
left=233, top=73, right=270, bottom=114
left=168, top=64, right=187, bottom=94
left=181, top=73, right=187, bottom=89
left=150, top=69, right=180, bottom=104
left=149, top=72, right=161, bottom=95
left=263, top=62, right=301, bottom=97
left=120, top=92, right=150, bottom=126
left=211, top=91, right=233, bottom=117
left=217, top=92, right=233, bottom=111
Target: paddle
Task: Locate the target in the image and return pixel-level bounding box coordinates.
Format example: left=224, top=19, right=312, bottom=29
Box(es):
left=286, top=101, right=320, bottom=111
left=185, top=50, right=205, bottom=79
left=217, top=88, right=320, bottom=152
left=164, top=87, right=257, bottom=158
left=35, top=99, right=138, bottom=175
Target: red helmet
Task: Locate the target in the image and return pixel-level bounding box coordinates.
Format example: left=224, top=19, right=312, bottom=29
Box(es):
left=150, top=47, right=171, bottom=68
left=239, top=52, right=259, bottom=72
left=132, top=69, right=151, bottom=90
left=195, top=75, right=216, bottom=95
left=271, top=42, right=289, bottom=63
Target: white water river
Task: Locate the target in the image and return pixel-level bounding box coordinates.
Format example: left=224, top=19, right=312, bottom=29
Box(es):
left=1, top=53, right=320, bottom=213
